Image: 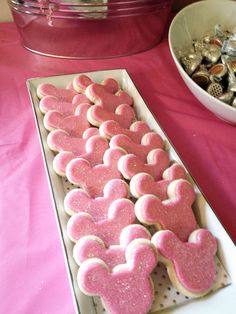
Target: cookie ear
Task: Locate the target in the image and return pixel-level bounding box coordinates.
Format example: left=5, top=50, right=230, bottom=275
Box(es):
left=77, top=258, right=110, bottom=296
left=167, top=179, right=195, bottom=205
left=141, top=132, right=164, bottom=148
left=162, top=163, right=187, bottom=181
left=108, top=199, right=135, bottom=223
left=73, top=74, right=93, bottom=93
left=102, top=78, right=120, bottom=94
left=152, top=230, right=181, bottom=260
left=66, top=213, right=96, bottom=243
left=119, top=224, right=151, bottom=247
left=189, top=229, right=217, bottom=256
left=103, top=179, right=129, bottom=200
left=125, top=239, right=157, bottom=274
left=135, top=194, right=162, bottom=224
left=73, top=236, right=106, bottom=266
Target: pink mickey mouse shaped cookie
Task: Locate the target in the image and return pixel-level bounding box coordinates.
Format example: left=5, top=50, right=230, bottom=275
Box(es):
left=73, top=74, right=120, bottom=94
left=118, top=148, right=170, bottom=181
left=110, top=132, right=164, bottom=162
left=37, top=82, right=77, bottom=102
left=85, top=81, right=133, bottom=112
left=43, top=103, right=91, bottom=136
left=64, top=178, right=129, bottom=220
left=66, top=147, right=126, bottom=197
left=134, top=179, right=197, bottom=241
left=53, top=134, right=108, bottom=176
left=67, top=198, right=135, bottom=246
left=87, top=103, right=136, bottom=129
left=100, top=120, right=151, bottom=143
left=78, top=239, right=158, bottom=314
left=73, top=224, right=151, bottom=268
left=151, top=229, right=217, bottom=298
left=130, top=163, right=188, bottom=200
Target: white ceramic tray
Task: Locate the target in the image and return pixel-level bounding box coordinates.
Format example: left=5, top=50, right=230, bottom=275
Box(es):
left=27, top=69, right=236, bottom=314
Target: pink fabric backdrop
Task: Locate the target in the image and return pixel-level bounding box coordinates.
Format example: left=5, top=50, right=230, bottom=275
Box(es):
left=0, top=20, right=236, bottom=314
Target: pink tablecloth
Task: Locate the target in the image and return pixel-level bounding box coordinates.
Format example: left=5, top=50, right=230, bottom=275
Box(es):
left=0, top=21, right=236, bottom=314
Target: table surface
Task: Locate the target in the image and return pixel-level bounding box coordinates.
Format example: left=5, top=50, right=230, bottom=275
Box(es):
left=0, top=20, right=236, bottom=314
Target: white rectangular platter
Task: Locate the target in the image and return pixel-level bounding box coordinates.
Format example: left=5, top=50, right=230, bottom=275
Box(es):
left=27, top=69, right=236, bottom=314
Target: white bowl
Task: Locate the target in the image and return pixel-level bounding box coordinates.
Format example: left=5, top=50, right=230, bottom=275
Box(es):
left=168, top=0, right=236, bottom=124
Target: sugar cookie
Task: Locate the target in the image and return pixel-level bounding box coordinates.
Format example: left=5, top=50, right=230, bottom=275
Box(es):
left=39, top=95, right=78, bottom=115
left=110, top=132, right=164, bottom=162
left=66, top=147, right=126, bottom=197
left=87, top=103, right=136, bottom=129
left=135, top=179, right=197, bottom=241
left=151, top=229, right=217, bottom=297
left=99, top=120, right=151, bottom=143
left=47, top=127, right=99, bottom=154
left=73, top=74, right=120, bottom=94
left=67, top=198, right=135, bottom=246
left=37, top=82, right=77, bottom=101
left=86, top=83, right=133, bottom=112
left=43, top=103, right=91, bottom=135
left=73, top=224, right=151, bottom=268
left=118, top=148, right=170, bottom=180
left=130, top=163, right=188, bottom=199
left=53, top=135, right=108, bottom=176
left=77, top=239, right=157, bottom=314
left=64, top=178, right=129, bottom=219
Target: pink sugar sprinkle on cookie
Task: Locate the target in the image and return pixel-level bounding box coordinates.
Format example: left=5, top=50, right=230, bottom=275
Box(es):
left=152, top=229, right=217, bottom=297
left=37, top=83, right=77, bottom=102
left=66, top=147, right=126, bottom=197
left=64, top=178, right=129, bottom=219
left=86, top=83, right=133, bottom=112
left=43, top=103, right=91, bottom=136
left=135, top=179, right=197, bottom=241
left=47, top=129, right=87, bottom=154
left=78, top=239, right=157, bottom=314
left=118, top=148, right=170, bottom=181
left=100, top=120, right=151, bottom=143
left=110, top=132, right=164, bottom=162
left=73, top=224, right=151, bottom=268
left=87, top=103, right=136, bottom=129
left=130, top=163, right=188, bottom=199
left=53, top=135, right=108, bottom=176
left=39, top=96, right=79, bottom=115
left=67, top=198, right=135, bottom=246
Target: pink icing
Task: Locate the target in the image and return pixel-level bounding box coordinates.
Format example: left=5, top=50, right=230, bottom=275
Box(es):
left=152, top=229, right=217, bottom=295
left=135, top=179, right=197, bottom=241
left=72, top=93, right=91, bottom=105
left=37, top=82, right=77, bottom=102
left=53, top=135, right=108, bottom=176
left=73, top=224, right=151, bottom=268
left=99, top=120, right=151, bottom=143
left=78, top=239, right=157, bottom=314
left=101, top=78, right=120, bottom=94
left=85, top=83, right=133, bottom=112
left=87, top=103, right=136, bottom=129
left=66, top=147, right=125, bottom=197
left=110, top=132, right=164, bottom=162
left=118, top=148, right=170, bottom=180
left=130, top=163, right=188, bottom=199
left=66, top=198, right=135, bottom=245
left=43, top=103, right=91, bottom=136
left=47, top=129, right=87, bottom=154
left=39, top=95, right=79, bottom=115
left=64, top=178, right=129, bottom=219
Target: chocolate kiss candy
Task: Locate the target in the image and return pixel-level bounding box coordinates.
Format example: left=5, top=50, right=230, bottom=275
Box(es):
left=218, top=91, right=234, bottom=105
left=181, top=52, right=202, bottom=76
